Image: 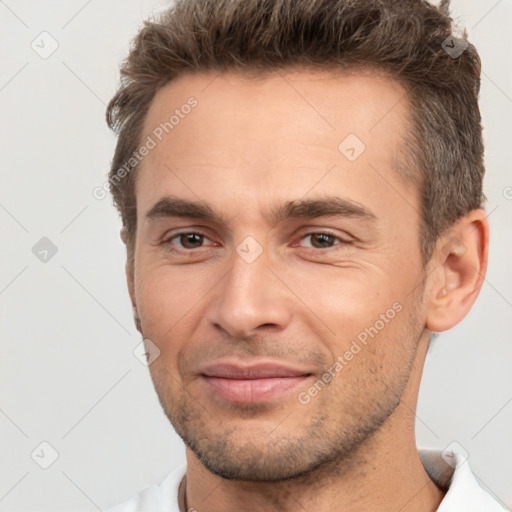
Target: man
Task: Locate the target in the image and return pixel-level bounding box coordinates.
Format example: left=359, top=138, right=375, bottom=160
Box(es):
left=105, top=0, right=506, bottom=510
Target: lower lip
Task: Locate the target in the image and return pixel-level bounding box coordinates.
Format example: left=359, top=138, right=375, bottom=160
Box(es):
left=201, top=375, right=310, bottom=403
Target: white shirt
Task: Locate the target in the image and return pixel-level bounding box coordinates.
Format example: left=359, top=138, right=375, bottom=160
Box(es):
left=106, top=448, right=508, bottom=512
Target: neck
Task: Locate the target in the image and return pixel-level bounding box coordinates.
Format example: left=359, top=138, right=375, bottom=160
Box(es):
left=180, top=335, right=445, bottom=512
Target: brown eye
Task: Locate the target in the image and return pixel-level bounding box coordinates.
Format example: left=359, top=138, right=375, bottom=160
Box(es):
left=177, top=233, right=205, bottom=249
left=309, top=233, right=336, bottom=248
left=163, top=232, right=211, bottom=250
left=300, top=232, right=345, bottom=249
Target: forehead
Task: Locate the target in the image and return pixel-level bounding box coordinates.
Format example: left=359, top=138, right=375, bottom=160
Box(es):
left=136, top=68, right=415, bottom=221
left=143, top=67, right=410, bottom=143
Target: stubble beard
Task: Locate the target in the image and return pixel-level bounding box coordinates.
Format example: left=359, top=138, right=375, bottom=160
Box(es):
left=145, top=288, right=425, bottom=483
left=149, top=341, right=421, bottom=483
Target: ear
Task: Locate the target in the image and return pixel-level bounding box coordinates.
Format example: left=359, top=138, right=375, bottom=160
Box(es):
left=120, top=228, right=142, bottom=334
left=425, top=209, right=489, bottom=333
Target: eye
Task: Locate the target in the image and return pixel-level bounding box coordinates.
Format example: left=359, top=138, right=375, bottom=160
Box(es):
left=298, top=231, right=349, bottom=249
left=163, top=232, right=214, bottom=250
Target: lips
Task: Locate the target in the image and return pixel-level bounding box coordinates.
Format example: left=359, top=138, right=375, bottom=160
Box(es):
left=199, top=362, right=312, bottom=403
left=202, top=363, right=308, bottom=379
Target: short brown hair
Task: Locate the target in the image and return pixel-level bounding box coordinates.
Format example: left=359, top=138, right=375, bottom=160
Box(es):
left=106, top=0, right=484, bottom=264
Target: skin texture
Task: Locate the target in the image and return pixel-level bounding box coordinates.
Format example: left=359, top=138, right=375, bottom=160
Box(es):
left=122, top=69, right=489, bottom=512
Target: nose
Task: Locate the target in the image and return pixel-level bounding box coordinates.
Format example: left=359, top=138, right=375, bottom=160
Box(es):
left=207, top=245, right=293, bottom=339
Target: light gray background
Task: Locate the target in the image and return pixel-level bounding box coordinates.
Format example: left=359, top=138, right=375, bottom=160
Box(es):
left=1, top=0, right=511, bottom=510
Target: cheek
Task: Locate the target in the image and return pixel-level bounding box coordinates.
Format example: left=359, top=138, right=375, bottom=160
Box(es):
left=133, top=244, right=422, bottom=369
left=134, top=263, right=216, bottom=360
left=289, top=265, right=419, bottom=369
left=135, top=257, right=214, bottom=321
left=280, top=262, right=403, bottom=325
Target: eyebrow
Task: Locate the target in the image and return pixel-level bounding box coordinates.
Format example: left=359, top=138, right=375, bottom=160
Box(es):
left=145, top=195, right=377, bottom=224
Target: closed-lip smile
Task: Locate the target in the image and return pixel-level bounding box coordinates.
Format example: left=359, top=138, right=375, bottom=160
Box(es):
left=199, top=361, right=312, bottom=403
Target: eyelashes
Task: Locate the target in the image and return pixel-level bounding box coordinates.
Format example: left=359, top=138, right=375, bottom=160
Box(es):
left=162, top=230, right=351, bottom=252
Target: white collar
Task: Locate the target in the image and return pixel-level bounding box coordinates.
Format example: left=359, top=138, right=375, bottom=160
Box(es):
left=418, top=448, right=507, bottom=511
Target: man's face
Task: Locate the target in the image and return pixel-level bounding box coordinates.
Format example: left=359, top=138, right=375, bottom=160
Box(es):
left=130, top=69, right=429, bottom=480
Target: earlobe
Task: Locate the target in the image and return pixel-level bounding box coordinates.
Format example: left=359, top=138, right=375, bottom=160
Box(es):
left=425, top=209, right=489, bottom=333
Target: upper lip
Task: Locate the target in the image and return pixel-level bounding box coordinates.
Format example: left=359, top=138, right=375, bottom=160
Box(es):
left=200, top=361, right=311, bottom=379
